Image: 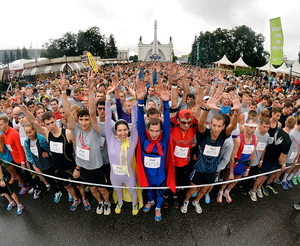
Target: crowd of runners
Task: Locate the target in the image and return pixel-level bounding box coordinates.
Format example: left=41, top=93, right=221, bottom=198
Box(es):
left=0, top=62, right=300, bottom=221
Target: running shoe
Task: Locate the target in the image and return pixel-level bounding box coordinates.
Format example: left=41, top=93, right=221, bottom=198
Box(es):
left=287, top=180, right=293, bottom=189
left=205, top=194, right=210, bottom=204
left=298, top=176, right=300, bottom=183
left=192, top=200, right=202, bottom=214
left=54, top=191, right=62, bottom=203
left=31, top=173, right=37, bottom=179
left=162, top=198, right=169, bottom=209
left=294, top=203, right=300, bottom=211
left=17, top=204, right=24, bottom=215
left=28, top=187, right=35, bottom=195
left=18, top=183, right=22, bottom=187
left=281, top=181, right=289, bottom=190
left=181, top=200, right=189, bottom=214
left=19, top=185, right=29, bottom=195
left=96, top=202, right=104, bottom=214
left=104, top=202, right=111, bottom=215
left=223, top=190, right=232, bottom=203
left=85, top=186, right=90, bottom=192
left=8, top=176, right=15, bottom=184
left=7, top=201, right=16, bottom=211
left=268, top=183, right=278, bottom=194
left=132, top=204, right=138, bottom=216
left=70, top=199, right=81, bottom=211
left=115, top=203, right=123, bottom=214
left=33, top=189, right=41, bottom=200
left=46, top=184, right=51, bottom=192
left=68, top=193, right=73, bottom=202
left=292, top=177, right=298, bottom=185
left=262, top=185, right=269, bottom=196
left=249, top=190, right=257, bottom=202
left=192, top=189, right=199, bottom=198
left=217, top=191, right=223, bottom=203
left=256, top=188, right=263, bottom=198
left=143, top=200, right=155, bottom=213
left=155, top=208, right=162, bottom=221
left=173, top=199, right=180, bottom=209
left=275, top=179, right=281, bottom=185
left=82, top=199, right=91, bottom=211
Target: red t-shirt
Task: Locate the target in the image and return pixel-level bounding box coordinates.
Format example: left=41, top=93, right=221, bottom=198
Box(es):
left=53, top=111, right=62, bottom=120
left=3, top=126, right=26, bottom=164
left=170, top=116, right=198, bottom=167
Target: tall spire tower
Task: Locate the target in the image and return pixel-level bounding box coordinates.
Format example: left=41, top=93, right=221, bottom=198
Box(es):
left=152, top=20, right=158, bottom=58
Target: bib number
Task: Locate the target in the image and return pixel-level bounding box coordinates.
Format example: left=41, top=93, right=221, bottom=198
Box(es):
left=76, top=146, right=90, bottom=161
left=242, top=145, right=254, bottom=155
left=50, top=141, right=63, bottom=154
left=256, top=142, right=266, bottom=151
left=174, top=146, right=189, bottom=158
left=30, top=146, right=39, bottom=157
left=112, top=164, right=127, bottom=175
left=203, top=145, right=220, bottom=157
left=289, top=151, right=298, bottom=160
left=20, top=138, right=26, bottom=147
left=144, top=156, right=161, bottom=168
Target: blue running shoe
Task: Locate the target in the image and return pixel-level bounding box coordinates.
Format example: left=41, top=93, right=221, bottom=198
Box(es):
left=281, top=181, right=289, bottom=190
left=143, top=200, right=155, bottom=212
left=275, top=179, right=281, bottom=185
left=205, top=194, right=210, bottom=204
left=287, top=180, right=293, bottom=188
left=192, top=189, right=199, bottom=198
left=155, top=208, right=162, bottom=222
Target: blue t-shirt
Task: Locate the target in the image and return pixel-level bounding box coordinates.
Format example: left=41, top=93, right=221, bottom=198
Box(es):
left=0, top=131, right=13, bottom=163
left=219, top=105, right=231, bottom=114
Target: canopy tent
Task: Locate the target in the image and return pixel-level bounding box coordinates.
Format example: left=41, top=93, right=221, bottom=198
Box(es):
left=274, top=62, right=289, bottom=74
left=233, top=57, right=249, bottom=68
left=258, top=61, right=276, bottom=72
left=291, top=60, right=300, bottom=75
left=214, top=55, right=234, bottom=66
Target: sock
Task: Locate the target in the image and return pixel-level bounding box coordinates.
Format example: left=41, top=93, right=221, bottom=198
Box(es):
left=287, top=173, right=294, bottom=181
left=282, top=172, right=289, bottom=183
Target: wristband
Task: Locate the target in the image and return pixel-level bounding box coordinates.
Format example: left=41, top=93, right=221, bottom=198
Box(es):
left=246, top=168, right=250, bottom=172
left=130, top=97, right=137, bottom=100
left=171, top=83, right=177, bottom=87
left=172, top=85, right=177, bottom=89
left=61, top=90, right=66, bottom=94
left=106, top=94, right=111, bottom=100
left=20, top=103, right=25, bottom=107
left=76, top=168, right=80, bottom=171
left=260, top=160, right=263, bottom=163
left=170, top=107, right=179, bottom=113
left=201, top=106, right=210, bottom=112
left=138, top=104, right=144, bottom=107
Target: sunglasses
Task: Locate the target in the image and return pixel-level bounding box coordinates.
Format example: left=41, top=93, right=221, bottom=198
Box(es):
left=179, top=120, right=192, bottom=125
left=97, top=107, right=105, bottom=111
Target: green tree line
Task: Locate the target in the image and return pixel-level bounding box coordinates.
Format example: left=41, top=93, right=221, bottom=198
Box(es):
left=189, top=25, right=269, bottom=67
left=41, top=26, right=118, bottom=59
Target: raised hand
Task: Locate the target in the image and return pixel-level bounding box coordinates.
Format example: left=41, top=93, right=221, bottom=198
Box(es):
left=87, top=70, right=96, bottom=90
left=136, top=80, right=146, bottom=100
left=15, top=89, right=23, bottom=105
left=126, top=84, right=136, bottom=97
left=206, top=90, right=223, bottom=110
left=157, top=83, right=170, bottom=102
left=57, top=73, right=66, bottom=91
left=196, top=69, right=212, bottom=88
left=106, top=80, right=120, bottom=95
left=229, top=91, right=241, bottom=111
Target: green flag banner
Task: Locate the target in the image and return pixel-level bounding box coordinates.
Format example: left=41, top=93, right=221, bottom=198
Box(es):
left=270, top=17, right=284, bottom=66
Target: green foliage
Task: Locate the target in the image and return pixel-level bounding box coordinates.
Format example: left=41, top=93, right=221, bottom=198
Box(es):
left=189, top=25, right=268, bottom=67
left=22, top=47, right=30, bottom=59
left=233, top=67, right=255, bottom=77
left=16, top=47, right=22, bottom=60
left=129, top=55, right=138, bottom=62
left=42, top=27, right=118, bottom=59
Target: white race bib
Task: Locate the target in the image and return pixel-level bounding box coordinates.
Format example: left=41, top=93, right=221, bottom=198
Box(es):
left=174, top=146, right=189, bottom=158
left=144, top=156, right=161, bottom=168
left=112, top=164, right=127, bottom=175
left=203, top=145, right=221, bottom=157
left=242, top=145, right=255, bottom=155
left=268, top=137, right=274, bottom=144
left=6, top=144, right=13, bottom=152
left=30, top=146, right=39, bottom=157
left=20, top=138, right=26, bottom=147
left=256, top=142, right=267, bottom=151
left=289, top=151, right=298, bottom=160
left=76, top=146, right=90, bottom=161
left=100, top=137, right=105, bottom=148
left=50, top=141, right=63, bottom=154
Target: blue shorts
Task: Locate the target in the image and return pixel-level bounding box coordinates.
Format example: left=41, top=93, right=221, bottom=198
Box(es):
left=233, top=162, right=247, bottom=176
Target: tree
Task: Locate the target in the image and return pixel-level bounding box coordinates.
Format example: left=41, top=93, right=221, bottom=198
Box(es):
left=129, top=55, right=138, bottom=62
left=105, top=34, right=118, bottom=58
left=22, top=47, right=30, bottom=59
left=4, top=51, right=9, bottom=64
left=16, top=47, right=22, bottom=60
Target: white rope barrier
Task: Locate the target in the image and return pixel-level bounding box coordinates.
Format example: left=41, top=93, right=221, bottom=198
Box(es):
left=2, top=160, right=299, bottom=190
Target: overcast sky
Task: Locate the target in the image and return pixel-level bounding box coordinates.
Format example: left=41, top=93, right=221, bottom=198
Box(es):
left=1, top=0, right=299, bottom=61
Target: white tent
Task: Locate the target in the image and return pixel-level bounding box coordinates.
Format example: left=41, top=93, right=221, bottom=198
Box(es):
left=233, top=57, right=249, bottom=68
left=291, top=60, right=300, bottom=75
left=214, top=55, right=234, bottom=66
left=274, top=62, right=289, bottom=74
left=258, top=61, right=276, bottom=72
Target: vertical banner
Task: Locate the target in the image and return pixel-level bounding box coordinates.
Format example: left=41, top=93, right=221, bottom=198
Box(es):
left=270, top=17, right=284, bottom=66
left=197, top=43, right=200, bottom=61
left=86, top=52, right=98, bottom=72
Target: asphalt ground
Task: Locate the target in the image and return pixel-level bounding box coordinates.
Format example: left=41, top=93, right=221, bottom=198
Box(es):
left=0, top=179, right=299, bottom=246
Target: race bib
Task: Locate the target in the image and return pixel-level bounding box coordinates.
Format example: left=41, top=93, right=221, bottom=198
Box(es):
left=100, top=137, right=105, bottom=148
left=144, top=156, right=161, bottom=168
left=112, top=164, right=127, bottom=175
left=174, top=146, right=189, bottom=158
left=20, top=138, right=26, bottom=147
left=242, top=145, right=255, bottom=155
left=6, top=144, right=13, bottom=152
left=30, top=146, right=39, bottom=157
left=289, top=151, right=298, bottom=160
left=256, top=142, right=267, bottom=151
left=76, top=146, right=90, bottom=161
left=203, top=145, right=221, bottom=157
left=50, top=141, right=63, bottom=154
left=268, top=137, right=274, bottom=144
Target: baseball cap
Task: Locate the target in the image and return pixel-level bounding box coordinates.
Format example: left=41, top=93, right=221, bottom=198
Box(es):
left=203, top=96, right=210, bottom=101
left=178, top=109, right=192, bottom=119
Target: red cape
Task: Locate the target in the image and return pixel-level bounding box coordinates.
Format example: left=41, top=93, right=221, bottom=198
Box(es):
left=136, top=133, right=176, bottom=193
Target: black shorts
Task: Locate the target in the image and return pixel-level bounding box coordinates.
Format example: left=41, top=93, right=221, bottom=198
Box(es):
left=0, top=182, right=13, bottom=196
left=249, top=165, right=260, bottom=176
left=55, top=169, right=82, bottom=187
left=80, top=166, right=106, bottom=187
left=175, top=165, right=190, bottom=187
left=190, top=170, right=216, bottom=185
left=260, top=160, right=277, bottom=174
